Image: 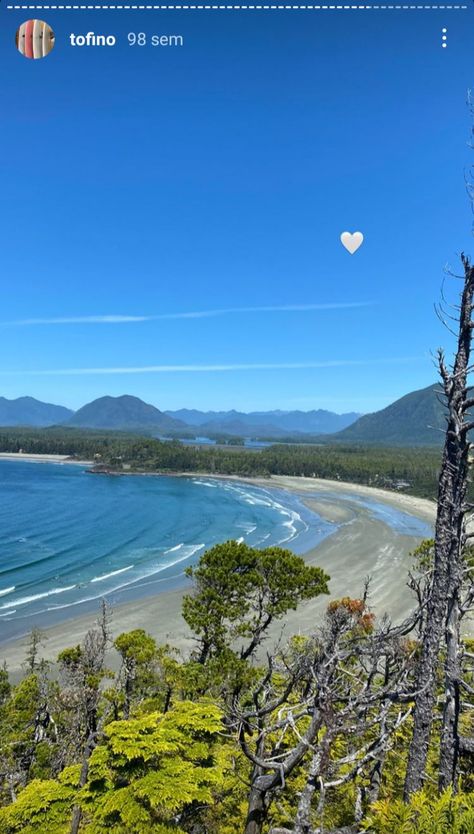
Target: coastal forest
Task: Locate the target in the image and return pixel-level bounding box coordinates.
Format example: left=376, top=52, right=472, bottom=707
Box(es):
left=0, top=428, right=441, bottom=498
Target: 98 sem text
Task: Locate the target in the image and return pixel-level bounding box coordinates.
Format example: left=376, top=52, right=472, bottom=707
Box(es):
left=128, top=33, right=184, bottom=47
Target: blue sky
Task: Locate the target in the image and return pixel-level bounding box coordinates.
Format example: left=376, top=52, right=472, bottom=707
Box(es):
left=0, top=5, right=473, bottom=413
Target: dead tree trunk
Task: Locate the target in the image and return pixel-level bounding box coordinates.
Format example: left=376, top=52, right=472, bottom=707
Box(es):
left=244, top=768, right=270, bottom=834
left=293, top=751, right=322, bottom=834
left=404, top=255, right=474, bottom=798
left=69, top=604, right=111, bottom=834
left=438, top=571, right=462, bottom=791
left=241, top=709, right=322, bottom=834
left=69, top=727, right=98, bottom=834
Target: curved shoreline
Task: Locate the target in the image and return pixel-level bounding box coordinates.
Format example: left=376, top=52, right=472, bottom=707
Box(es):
left=191, top=473, right=436, bottom=525
left=0, top=474, right=435, bottom=674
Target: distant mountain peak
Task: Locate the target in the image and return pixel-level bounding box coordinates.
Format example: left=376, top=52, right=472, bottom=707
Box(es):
left=0, top=396, right=73, bottom=428
left=333, top=383, right=445, bottom=445
left=66, top=395, right=187, bottom=434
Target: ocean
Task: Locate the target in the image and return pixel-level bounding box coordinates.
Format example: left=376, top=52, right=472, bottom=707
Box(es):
left=0, top=460, right=333, bottom=642
left=0, top=460, right=433, bottom=644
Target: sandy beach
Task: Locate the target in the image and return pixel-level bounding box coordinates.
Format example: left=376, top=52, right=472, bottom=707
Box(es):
left=0, top=452, right=92, bottom=465
left=0, top=473, right=436, bottom=675
left=224, top=474, right=436, bottom=524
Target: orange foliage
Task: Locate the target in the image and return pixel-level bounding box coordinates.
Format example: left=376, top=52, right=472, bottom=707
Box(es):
left=327, top=597, right=375, bottom=632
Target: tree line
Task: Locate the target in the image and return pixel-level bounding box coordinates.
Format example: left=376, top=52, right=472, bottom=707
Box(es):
left=0, top=428, right=442, bottom=498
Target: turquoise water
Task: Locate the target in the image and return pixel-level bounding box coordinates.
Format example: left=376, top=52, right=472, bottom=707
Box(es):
left=0, top=461, right=433, bottom=644
left=324, top=492, right=434, bottom=538
left=0, top=461, right=332, bottom=642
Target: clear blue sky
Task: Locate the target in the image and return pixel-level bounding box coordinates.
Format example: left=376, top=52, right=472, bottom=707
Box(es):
left=0, top=5, right=473, bottom=413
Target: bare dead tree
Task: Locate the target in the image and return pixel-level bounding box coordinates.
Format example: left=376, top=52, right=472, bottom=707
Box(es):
left=404, top=254, right=474, bottom=797
left=230, top=597, right=416, bottom=834
left=0, top=637, right=57, bottom=795
left=438, top=544, right=474, bottom=785
left=23, top=627, right=47, bottom=675
left=438, top=91, right=474, bottom=789
left=291, top=644, right=412, bottom=834
left=68, top=600, right=112, bottom=834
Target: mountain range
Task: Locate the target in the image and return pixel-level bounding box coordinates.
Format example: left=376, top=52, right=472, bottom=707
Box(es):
left=0, top=396, right=361, bottom=437
left=0, top=383, right=448, bottom=445
left=165, top=408, right=361, bottom=437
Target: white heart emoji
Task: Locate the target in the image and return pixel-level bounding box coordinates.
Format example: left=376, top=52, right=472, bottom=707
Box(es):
left=340, top=231, right=364, bottom=255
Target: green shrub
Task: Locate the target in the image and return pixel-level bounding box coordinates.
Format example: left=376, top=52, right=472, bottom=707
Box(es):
left=363, top=788, right=474, bottom=834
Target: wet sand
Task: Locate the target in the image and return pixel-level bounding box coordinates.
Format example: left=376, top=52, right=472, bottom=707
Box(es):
left=0, top=475, right=436, bottom=674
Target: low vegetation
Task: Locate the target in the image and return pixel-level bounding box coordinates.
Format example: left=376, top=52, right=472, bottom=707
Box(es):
left=0, top=539, right=473, bottom=834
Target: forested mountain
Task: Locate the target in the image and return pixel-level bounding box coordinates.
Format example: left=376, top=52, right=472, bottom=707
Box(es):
left=0, top=387, right=446, bottom=445
left=0, top=396, right=361, bottom=438
left=333, top=383, right=446, bottom=445
left=65, top=395, right=187, bottom=433
left=166, top=407, right=361, bottom=436
left=199, top=417, right=291, bottom=437
left=0, top=396, right=73, bottom=427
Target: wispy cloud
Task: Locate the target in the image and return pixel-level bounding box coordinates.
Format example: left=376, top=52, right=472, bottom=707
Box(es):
left=0, top=302, right=374, bottom=327
left=0, top=357, right=425, bottom=376
left=1, top=315, right=152, bottom=326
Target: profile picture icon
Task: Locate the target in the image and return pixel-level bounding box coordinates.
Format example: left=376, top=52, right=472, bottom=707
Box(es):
left=16, top=20, right=55, bottom=59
